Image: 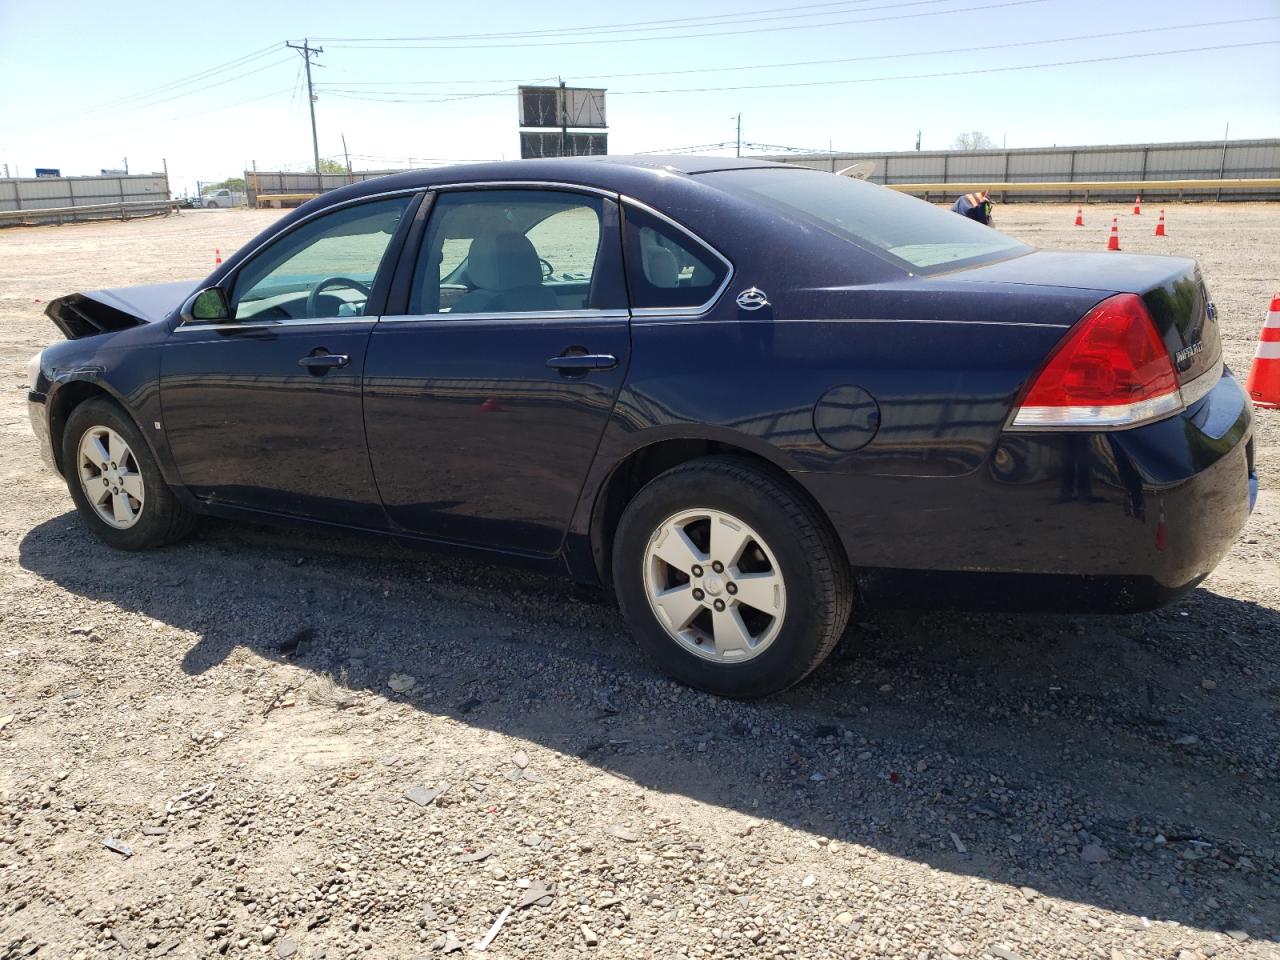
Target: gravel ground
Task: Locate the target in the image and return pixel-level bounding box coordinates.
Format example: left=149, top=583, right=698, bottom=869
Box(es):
left=1, top=202, right=1278, bottom=960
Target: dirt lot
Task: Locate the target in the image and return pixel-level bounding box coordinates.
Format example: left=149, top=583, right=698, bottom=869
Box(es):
left=1, top=201, right=1278, bottom=960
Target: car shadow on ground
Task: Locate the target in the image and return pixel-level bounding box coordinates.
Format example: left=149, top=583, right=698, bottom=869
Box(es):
left=18, top=512, right=1280, bottom=937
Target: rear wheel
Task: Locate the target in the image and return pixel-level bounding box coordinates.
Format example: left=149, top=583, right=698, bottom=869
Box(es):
left=612, top=457, right=852, bottom=698
left=62, top=397, right=196, bottom=550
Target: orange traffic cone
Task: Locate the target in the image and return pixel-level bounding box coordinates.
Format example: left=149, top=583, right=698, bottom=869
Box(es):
left=214, top=248, right=222, bottom=266
left=1133, top=195, right=1142, bottom=215
left=1154, top=210, right=1166, bottom=236
left=1074, top=205, right=1083, bottom=226
left=1106, top=217, right=1120, bottom=251
left=1245, top=292, right=1280, bottom=409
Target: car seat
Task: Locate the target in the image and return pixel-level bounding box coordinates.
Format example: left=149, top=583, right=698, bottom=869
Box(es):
left=450, top=231, right=559, bottom=314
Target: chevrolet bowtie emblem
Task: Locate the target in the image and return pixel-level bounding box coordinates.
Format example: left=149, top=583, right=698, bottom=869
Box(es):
left=736, top=287, right=770, bottom=311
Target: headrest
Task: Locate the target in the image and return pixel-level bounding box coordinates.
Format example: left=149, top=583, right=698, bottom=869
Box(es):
left=467, top=231, right=543, bottom=291
left=639, top=227, right=680, bottom=288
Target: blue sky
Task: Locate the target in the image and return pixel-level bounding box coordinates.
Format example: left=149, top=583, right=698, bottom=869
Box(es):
left=1, top=0, right=1277, bottom=193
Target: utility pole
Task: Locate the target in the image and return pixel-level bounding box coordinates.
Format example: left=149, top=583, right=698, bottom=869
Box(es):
left=558, top=78, right=568, bottom=157
left=288, top=39, right=324, bottom=174
left=1216, top=120, right=1230, bottom=201
left=123, top=157, right=129, bottom=174
left=735, top=113, right=742, bottom=158
left=341, top=132, right=352, bottom=183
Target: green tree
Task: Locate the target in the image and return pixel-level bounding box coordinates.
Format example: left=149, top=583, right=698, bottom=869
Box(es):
left=309, top=159, right=347, bottom=174
left=201, top=177, right=246, bottom=194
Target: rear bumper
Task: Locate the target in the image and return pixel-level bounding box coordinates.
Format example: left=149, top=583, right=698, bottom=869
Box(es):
left=801, top=370, right=1256, bottom=613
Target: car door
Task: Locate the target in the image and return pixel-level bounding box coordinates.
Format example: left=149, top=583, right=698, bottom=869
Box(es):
left=363, top=186, right=631, bottom=555
left=160, top=193, right=419, bottom=527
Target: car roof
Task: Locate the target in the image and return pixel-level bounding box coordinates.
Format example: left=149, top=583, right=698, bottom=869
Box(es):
left=317, top=155, right=798, bottom=208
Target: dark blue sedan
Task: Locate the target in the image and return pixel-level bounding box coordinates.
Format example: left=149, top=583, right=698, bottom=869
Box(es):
left=26, top=157, right=1257, bottom=697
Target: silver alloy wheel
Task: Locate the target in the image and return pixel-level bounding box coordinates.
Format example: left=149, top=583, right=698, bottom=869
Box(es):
left=642, top=507, right=786, bottom=663
left=76, top=426, right=145, bottom=529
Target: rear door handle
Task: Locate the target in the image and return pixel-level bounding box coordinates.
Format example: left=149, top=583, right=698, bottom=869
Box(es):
left=298, top=353, right=350, bottom=369
left=545, top=353, right=618, bottom=372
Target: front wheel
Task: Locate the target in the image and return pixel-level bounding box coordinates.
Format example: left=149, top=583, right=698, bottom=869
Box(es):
left=62, top=397, right=197, bottom=550
left=612, top=457, right=852, bottom=698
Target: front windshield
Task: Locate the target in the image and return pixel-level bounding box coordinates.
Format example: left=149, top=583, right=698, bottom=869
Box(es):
left=703, top=167, right=1028, bottom=274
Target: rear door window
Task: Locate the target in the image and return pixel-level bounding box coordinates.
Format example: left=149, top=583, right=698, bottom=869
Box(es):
left=622, top=204, right=730, bottom=312
left=409, top=189, right=626, bottom=315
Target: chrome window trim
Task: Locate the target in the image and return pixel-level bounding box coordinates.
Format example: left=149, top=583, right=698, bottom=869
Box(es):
left=401, top=185, right=625, bottom=319
left=620, top=195, right=734, bottom=318
left=378, top=309, right=630, bottom=324
left=177, top=181, right=735, bottom=326
left=174, top=316, right=379, bottom=333
left=427, top=180, right=618, bottom=199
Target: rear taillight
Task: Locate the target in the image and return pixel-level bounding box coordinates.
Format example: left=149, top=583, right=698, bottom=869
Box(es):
left=1008, top=293, right=1182, bottom=430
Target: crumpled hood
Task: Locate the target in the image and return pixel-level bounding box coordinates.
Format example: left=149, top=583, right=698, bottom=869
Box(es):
left=45, top=280, right=200, bottom=339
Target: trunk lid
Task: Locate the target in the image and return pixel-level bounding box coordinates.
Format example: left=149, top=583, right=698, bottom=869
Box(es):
left=45, top=280, right=199, bottom=340
left=946, top=250, right=1221, bottom=387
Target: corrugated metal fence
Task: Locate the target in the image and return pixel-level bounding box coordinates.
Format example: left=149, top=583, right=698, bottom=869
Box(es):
left=767, top=138, right=1280, bottom=200
left=0, top=174, right=172, bottom=225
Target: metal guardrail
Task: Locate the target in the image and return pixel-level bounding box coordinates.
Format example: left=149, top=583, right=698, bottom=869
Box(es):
left=886, top=178, right=1280, bottom=198
left=0, top=198, right=180, bottom=226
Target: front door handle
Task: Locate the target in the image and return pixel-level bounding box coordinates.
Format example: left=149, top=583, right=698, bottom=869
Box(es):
left=298, top=353, right=350, bottom=370
left=545, top=353, right=618, bottom=372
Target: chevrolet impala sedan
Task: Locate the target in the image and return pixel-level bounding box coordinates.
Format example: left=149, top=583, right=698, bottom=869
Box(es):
left=27, top=157, right=1258, bottom=697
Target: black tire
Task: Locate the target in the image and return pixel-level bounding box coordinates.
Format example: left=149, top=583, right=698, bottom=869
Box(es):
left=62, top=397, right=197, bottom=550
left=612, top=456, right=853, bottom=698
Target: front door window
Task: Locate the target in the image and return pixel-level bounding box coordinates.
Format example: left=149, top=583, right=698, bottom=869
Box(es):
left=230, top=196, right=412, bottom=321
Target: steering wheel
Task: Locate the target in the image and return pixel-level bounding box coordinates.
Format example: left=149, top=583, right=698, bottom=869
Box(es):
left=538, top=257, right=555, bottom=280
left=306, top=276, right=372, bottom=317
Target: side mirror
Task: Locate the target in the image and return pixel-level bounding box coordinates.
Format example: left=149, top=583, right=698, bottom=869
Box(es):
left=189, top=287, right=230, bottom=322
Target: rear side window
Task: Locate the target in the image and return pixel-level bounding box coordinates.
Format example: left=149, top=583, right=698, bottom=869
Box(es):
left=623, top=204, right=729, bottom=311
left=702, top=167, right=1028, bottom=274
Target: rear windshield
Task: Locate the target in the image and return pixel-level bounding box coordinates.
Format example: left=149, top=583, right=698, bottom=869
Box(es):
left=702, top=167, right=1029, bottom=274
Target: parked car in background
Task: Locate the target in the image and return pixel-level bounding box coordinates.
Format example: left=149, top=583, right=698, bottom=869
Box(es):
left=26, top=157, right=1257, bottom=698
left=201, top=188, right=244, bottom=208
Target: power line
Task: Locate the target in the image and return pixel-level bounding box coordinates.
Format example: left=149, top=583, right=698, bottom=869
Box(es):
left=313, top=0, right=907, bottom=42
left=31, top=55, right=296, bottom=130
left=42, top=44, right=285, bottom=123
left=323, top=78, right=556, bottom=105
left=316, top=40, right=1280, bottom=102
left=131, top=87, right=299, bottom=131
left=317, top=0, right=955, bottom=43
left=287, top=60, right=306, bottom=113
left=314, top=16, right=1276, bottom=95
left=606, top=39, right=1280, bottom=95
left=321, top=0, right=1050, bottom=50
